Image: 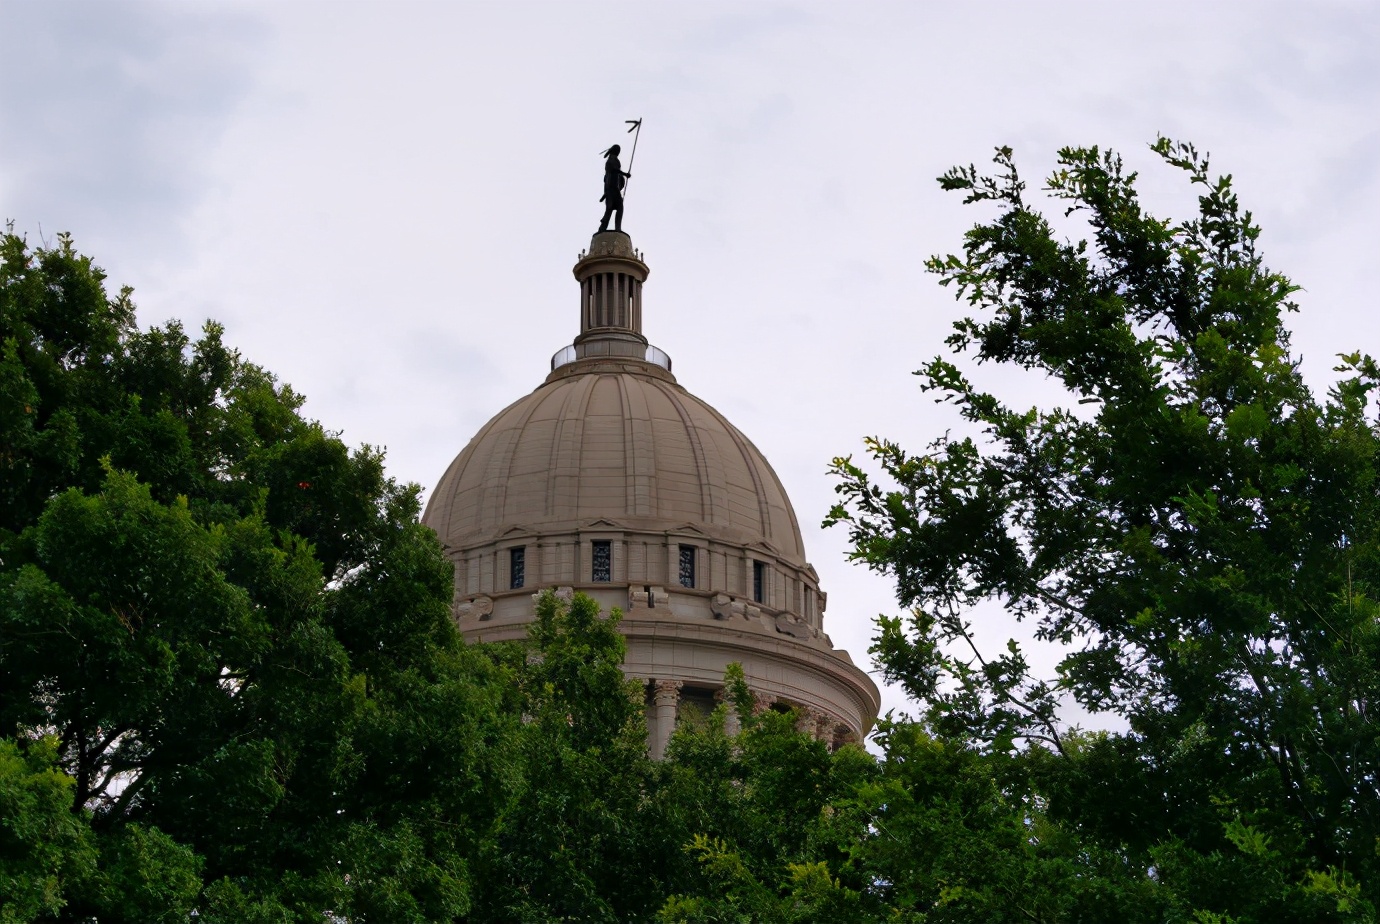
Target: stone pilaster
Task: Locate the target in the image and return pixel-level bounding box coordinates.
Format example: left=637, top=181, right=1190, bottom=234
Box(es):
left=652, top=679, right=683, bottom=759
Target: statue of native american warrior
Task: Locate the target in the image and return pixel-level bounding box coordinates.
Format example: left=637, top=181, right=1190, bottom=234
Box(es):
left=598, top=143, right=632, bottom=233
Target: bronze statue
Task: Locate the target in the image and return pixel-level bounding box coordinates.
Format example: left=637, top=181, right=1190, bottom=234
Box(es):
left=598, top=143, right=632, bottom=233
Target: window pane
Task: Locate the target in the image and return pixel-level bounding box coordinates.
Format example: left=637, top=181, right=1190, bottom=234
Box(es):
left=510, top=547, right=525, bottom=589
left=678, top=545, right=695, bottom=588
left=753, top=560, right=764, bottom=603
left=592, top=541, right=612, bottom=582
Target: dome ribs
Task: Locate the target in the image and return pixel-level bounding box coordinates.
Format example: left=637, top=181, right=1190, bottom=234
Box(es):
left=481, top=386, right=555, bottom=532
left=615, top=373, right=658, bottom=518
left=761, top=459, right=805, bottom=567
left=546, top=374, right=598, bottom=521
left=577, top=375, right=630, bottom=521
left=507, top=390, right=564, bottom=520
left=429, top=372, right=808, bottom=566
left=425, top=393, right=521, bottom=543
left=649, top=379, right=715, bottom=525
left=697, top=399, right=776, bottom=555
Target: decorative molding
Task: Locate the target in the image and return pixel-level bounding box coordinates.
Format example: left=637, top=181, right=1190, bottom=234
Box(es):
left=666, top=522, right=710, bottom=537
left=628, top=585, right=672, bottom=613
left=455, top=595, right=493, bottom=621
left=774, top=611, right=820, bottom=642
left=474, top=611, right=880, bottom=731
left=710, top=593, right=760, bottom=623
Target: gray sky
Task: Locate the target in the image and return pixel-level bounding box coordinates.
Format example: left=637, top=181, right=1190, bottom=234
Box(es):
left=3, top=0, right=1377, bottom=725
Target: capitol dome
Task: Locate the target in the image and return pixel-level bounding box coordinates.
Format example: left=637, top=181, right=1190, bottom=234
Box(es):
left=423, top=229, right=879, bottom=752
left=426, top=367, right=807, bottom=565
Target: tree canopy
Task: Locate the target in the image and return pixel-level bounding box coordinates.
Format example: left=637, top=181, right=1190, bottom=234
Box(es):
left=0, top=229, right=513, bottom=921
left=828, top=138, right=1380, bottom=920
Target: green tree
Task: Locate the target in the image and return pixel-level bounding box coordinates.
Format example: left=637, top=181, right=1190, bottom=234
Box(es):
left=827, top=139, right=1380, bottom=921
left=655, top=669, right=880, bottom=924
left=0, top=230, right=509, bottom=921
left=0, top=739, right=95, bottom=923
left=850, top=723, right=1163, bottom=922
left=468, top=590, right=666, bottom=924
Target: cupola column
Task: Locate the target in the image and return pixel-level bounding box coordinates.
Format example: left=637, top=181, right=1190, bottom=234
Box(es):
left=575, top=231, right=647, bottom=336
left=570, top=231, right=651, bottom=362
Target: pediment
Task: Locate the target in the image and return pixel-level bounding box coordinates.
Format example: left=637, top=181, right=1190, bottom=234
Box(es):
left=744, top=539, right=781, bottom=556
left=665, top=523, right=710, bottom=538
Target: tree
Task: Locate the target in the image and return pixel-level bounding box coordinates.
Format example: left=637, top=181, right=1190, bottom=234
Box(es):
left=0, top=738, right=95, bottom=923
left=0, top=230, right=509, bottom=921
left=655, top=668, right=880, bottom=924
left=827, top=139, right=1380, bottom=920
left=467, top=590, right=668, bottom=924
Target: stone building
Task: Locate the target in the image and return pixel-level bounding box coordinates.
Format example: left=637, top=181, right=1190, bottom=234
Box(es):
left=422, top=230, right=880, bottom=755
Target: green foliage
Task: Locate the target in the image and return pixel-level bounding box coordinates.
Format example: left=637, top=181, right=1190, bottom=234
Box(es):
left=469, top=590, right=666, bottom=923
left=655, top=688, right=880, bottom=922
left=83, top=823, right=203, bottom=923
left=0, top=738, right=95, bottom=922
left=0, top=229, right=506, bottom=921
left=857, top=723, right=1168, bottom=921
left=658, top=835, right=863, bottom=924
left=827, top=139, right=1380, bottom=920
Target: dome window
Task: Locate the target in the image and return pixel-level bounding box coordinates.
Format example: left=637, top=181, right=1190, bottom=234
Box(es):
left=678, top=545, right=696, bottom=588
left=592, top=541, right=612, bottom=582
left=752, top=560, right=765, bottom=604
left=509, top=547, right=526, bottom=589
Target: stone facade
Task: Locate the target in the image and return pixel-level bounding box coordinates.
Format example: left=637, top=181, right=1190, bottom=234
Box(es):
left=422, top=230, right=880, bottom=754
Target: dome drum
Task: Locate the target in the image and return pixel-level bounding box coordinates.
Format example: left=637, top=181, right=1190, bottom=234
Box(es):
left=446, top=527, right=828, bottom=642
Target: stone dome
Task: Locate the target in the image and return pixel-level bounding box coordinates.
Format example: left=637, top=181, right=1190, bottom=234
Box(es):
left=426, top=365, right=806, bottom=565
left=422, top=229, right=879, bottom=751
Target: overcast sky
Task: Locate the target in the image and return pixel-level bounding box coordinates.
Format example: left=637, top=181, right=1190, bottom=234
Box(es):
left=3, top=0, right=1377, bottom=725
